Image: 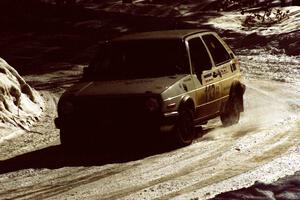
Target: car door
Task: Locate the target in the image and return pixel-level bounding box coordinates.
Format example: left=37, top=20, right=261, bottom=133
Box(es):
left=202, top=33, right=235, bottom=104
left=186, top=35, right=220, bottom=121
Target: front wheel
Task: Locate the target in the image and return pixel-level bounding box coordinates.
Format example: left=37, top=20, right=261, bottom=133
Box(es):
left=173, top=107, right=195, bottom=147
left=59, top=129, right=75, bottom=150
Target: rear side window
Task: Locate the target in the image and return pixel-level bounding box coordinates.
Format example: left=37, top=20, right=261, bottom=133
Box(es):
left=188, top=37, right=212, bottom=75
left=202, top=34, right=231, bottom=66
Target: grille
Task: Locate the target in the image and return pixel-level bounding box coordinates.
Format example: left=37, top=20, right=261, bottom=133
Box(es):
left=72, top=95, right=162, bottom=128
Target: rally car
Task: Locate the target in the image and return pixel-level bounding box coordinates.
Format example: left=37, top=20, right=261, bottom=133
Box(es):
left=55, top=29, right=245, bottom=148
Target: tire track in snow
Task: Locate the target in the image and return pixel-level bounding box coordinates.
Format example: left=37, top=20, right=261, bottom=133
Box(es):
left=1, top=59, right=300, bottom=199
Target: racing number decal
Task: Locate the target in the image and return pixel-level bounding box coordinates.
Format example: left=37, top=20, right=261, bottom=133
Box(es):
left=206, top=84, right=216, bottom=101
left=205, top=84, right=220, bottom=102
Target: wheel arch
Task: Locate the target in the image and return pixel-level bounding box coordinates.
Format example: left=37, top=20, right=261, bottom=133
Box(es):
left=178, top=96, right=195, bottom=113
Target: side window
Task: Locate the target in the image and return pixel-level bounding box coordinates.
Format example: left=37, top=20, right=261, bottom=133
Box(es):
left=188, top=37, right=212, bottom=77
left=202, top=34, right=231, bottom=66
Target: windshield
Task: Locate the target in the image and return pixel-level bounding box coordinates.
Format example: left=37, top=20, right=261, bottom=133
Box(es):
left=88, top=39, right=189, bottom=80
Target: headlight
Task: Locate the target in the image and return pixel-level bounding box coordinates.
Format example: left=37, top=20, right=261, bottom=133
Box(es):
left=145, top=97, right=160, bottom=112
left=59, top=101, right=74, bottom=116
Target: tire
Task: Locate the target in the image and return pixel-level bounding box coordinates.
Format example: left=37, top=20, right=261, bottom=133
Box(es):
left=221, top=81, right=245, bottom=126
left=59, top=129, right=81, bottom=152
left=220, top=97, right=241, bottom=126
left=173, top=107, right=195, bottom=147
left=220, top=105, right=240, bottom=126
left=59, top=130, right=73, bottom=149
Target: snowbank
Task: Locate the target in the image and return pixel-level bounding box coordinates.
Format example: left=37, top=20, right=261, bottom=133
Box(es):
left=0, top=58, right=44, bottom=131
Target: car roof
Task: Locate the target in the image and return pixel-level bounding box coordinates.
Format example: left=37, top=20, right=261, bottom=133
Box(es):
left=112, top=29, right=210, bottom=42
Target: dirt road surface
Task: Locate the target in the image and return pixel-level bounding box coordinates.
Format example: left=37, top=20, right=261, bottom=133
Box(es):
left=0, top=52, right=299, bottom=199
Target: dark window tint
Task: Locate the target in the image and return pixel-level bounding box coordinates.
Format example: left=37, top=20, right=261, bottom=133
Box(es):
left=188, top=37, right=212, bottom=75
left=87, top=39, right=189, bottom=80
left=202, top=34, right=231, bottom=66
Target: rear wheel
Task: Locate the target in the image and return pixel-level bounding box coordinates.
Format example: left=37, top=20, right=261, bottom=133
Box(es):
left=221, top=81, right=245, bottom=126
left=220, top=106, right=240, bottom=126
left=173, top=107, right=195, bottom=147
left=220, top=97, right=241, bottom=126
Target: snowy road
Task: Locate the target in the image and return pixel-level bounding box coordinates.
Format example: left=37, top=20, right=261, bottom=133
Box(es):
left=0, top=53, right=299, bottom=199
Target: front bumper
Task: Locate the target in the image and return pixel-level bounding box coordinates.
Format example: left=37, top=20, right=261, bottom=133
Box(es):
left=160, top=111, right=179, bottom=132
left=55, top=110, right=179, bottom=133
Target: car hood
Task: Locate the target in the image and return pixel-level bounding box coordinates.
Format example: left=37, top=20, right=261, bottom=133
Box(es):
left=66, top=75, right=186, bottom=97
